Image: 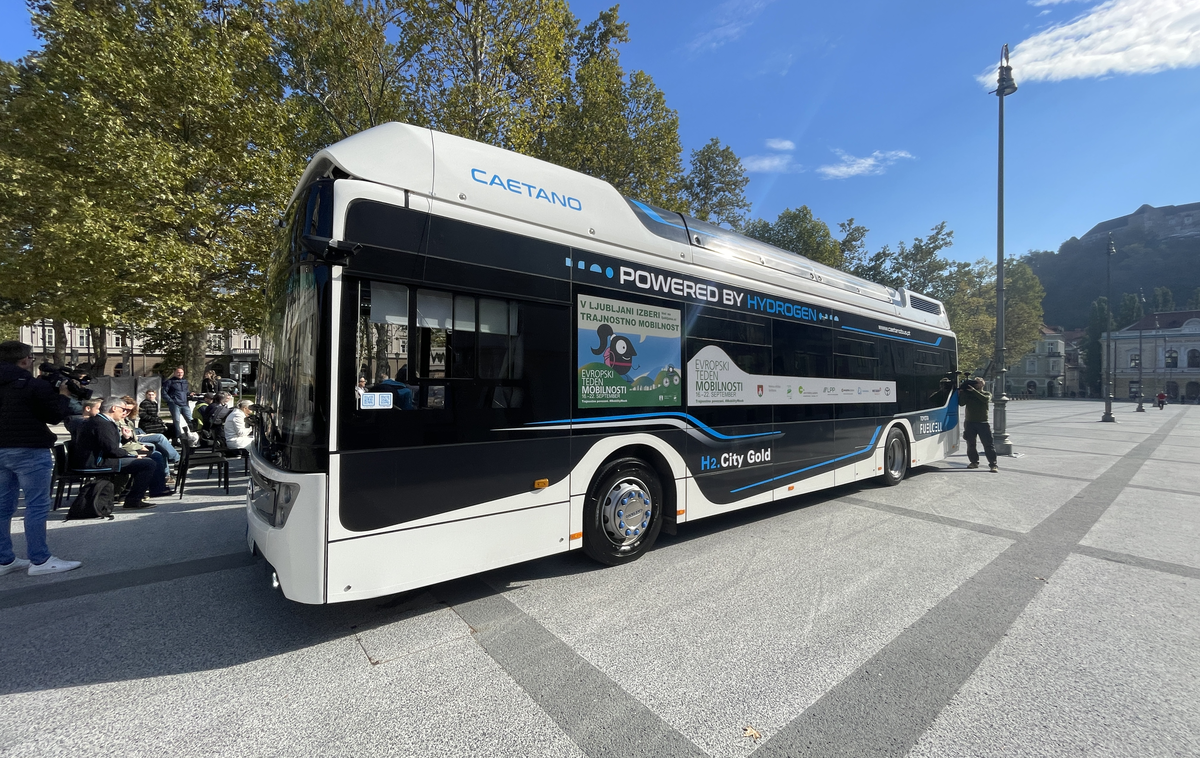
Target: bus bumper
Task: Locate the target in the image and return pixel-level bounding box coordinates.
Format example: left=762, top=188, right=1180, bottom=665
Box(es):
left=245, top=451, right=328, bottom=604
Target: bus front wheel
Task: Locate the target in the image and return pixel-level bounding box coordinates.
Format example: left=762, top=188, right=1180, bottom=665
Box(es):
left=583, top=458, right=664, bottom=566
left=882, top=427, right=908, bottom=486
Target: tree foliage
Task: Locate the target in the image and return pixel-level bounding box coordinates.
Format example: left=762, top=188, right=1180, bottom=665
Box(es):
left=1082, top=297, right=1112, bottom=395
left=274, top=0, right=420, bottom=158
left=2, top=0, right=297, bottom=378
left=1116, top=292, right=1143, bottom=329
left=743, top=207, right=842, bottom=268
left=1151, top=286, right=1174, bottom=314
left=534, top=5, right=681, bottom=207
left=681, top=137, right=750, bottom=229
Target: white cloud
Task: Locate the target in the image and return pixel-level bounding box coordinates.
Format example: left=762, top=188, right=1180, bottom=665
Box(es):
left=1027, top=0, right=1089, bottom=6
left=687, top=0, right=775, bottom=54
left=743, top=154, right=802, bottom=173
left=978, top=0, right=1200, bottom=86
left=764, top=138, right=795, bottom=151
left=816, top=149, right=913, bottom=179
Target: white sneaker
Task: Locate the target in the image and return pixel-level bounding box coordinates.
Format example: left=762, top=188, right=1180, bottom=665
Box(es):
left=0, top=558, right=31, bottom=576
left=28, top=556, right=82, bottom=576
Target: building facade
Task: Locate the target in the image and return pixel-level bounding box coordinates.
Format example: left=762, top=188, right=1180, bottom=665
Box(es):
left=1005, top=326, right=1081, bottom=397
left=18, top=319, right=261, bottom=382
left=1104, top=310, right=1200, bottom=402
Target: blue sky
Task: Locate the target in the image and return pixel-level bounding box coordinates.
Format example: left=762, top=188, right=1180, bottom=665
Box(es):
left=3, top=0, right=1197, bottom=264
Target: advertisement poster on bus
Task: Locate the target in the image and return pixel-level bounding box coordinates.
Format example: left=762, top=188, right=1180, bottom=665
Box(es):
left=577, top=294, right=681, bottom=408
left=689, top=345, right=895, bottom=405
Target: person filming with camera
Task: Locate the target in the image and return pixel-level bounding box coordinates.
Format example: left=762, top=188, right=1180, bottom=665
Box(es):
left=0, top=341, right=83, bottom=576
left=958, top=376, right=999, bottom=473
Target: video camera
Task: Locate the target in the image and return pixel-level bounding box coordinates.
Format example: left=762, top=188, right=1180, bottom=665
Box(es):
left=38, top=362, right=94, bottom=400
left=956, top=370, right=980, bottom=393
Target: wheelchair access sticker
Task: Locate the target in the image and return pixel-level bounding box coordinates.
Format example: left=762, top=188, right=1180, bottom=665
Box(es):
left=360, top=392, right=394, bottom=409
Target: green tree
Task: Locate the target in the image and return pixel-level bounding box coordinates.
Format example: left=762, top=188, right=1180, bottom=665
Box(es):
left=854, top=222, right=956, bottom=299
left=1152, top=286, right=1175, bottom=313
left=1187, top=287, right=1200, bottom=310
left=681, top=137, right=749, bottom=229
left=1001, top=258, right=1046, bottom=368
left=941, top=259, right=994, bottom=373
left=274, top=0, right=420, bottom=158
left=743, top=207, right=842, bottom=268
left=837, top=218, right=870, bottom=276
left=407, top=0, right=574, bottom=155
left=1116, top=292, right=1143, bottom=329
left=1, top=0, right=296, bottom=378
left=536, top=5, right=682, bottom=207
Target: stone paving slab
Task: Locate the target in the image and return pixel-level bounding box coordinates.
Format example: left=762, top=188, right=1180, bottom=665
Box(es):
left=905, top=554, right=1200, bottom=758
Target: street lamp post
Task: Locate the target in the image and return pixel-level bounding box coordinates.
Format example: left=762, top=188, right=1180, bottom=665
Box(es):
left=1101, top=234, right=1116, bottom=422
left=991, top=44, right=1017, bottom=455
left=1136, top=290, right=1145, bottom=412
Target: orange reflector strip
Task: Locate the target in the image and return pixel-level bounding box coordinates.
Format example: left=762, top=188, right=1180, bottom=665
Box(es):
left=676, top=509, right=686, bottom=516
left=533, top=478, right=549, bottom=489
left=570, top=532, right=582, bottom=540
left=788, top=485, right=794, bottom=491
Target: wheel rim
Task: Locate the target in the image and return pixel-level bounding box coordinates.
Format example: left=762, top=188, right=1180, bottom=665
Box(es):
left=886, top=436, right=906, bottom=479
left=600, top=476, right=653, bottom=548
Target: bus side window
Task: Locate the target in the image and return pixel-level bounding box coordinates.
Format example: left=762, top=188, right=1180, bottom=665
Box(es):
left=356, top=280, right=409, bottom=387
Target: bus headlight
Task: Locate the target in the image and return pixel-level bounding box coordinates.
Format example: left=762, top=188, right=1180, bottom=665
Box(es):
left=274, top=482, right=300, bottom=528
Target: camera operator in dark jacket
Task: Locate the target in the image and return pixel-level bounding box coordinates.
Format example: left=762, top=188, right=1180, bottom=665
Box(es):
left=958, top=377, right=998, bottom=472
left=0, top=341, right=82, bottom=576
left=75, top=397, right=171, bottom=510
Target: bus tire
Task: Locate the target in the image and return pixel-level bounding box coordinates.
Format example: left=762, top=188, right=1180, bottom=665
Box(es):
left=881, top=427, right=908, bottom=486
left=582, top=457, right=664, bottom=566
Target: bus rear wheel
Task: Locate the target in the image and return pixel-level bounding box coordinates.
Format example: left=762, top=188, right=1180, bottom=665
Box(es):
left=583, top=458, right=664, bottom=566
left=882, top=427, right=908, bottom=486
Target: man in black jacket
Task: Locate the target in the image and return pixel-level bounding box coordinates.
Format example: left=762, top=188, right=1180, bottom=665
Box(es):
left=75, top=397, right=171, bottom=510
left=162, top=367, right=189, bottom=441
left=0, top=341, right=82, bottom=576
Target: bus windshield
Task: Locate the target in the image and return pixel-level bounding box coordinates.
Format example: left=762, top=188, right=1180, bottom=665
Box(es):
left=255, top=182, right=331, bottom=472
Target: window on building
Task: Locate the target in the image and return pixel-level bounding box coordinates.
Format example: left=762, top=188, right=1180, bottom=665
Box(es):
left=1026, top=359, right=1037, bottom=374
left=1129, top=353, right=1140, bottom=368
left=112, top=333, right=124, bottom=348
left=1189, top=349, right=1200, bottom=369
left=243, top=336, right=255, bottom=350
left=1166, top=349, right=1178, bottom=369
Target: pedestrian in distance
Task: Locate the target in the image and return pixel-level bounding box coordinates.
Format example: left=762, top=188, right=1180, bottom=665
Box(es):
left=0, top=340, right=83, bottom=576
left=162, top=366, right=190, bottom=442
left=1156, top=391, right=1166, bottom=410
left=958, top=377, right=999, bottom=473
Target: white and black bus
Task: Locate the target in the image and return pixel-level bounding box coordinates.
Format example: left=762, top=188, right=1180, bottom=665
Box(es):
left=248, top=123, right=961, bottom=604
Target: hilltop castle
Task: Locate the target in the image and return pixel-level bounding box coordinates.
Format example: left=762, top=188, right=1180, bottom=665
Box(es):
left=1081, top=202, right=1200, bottom=243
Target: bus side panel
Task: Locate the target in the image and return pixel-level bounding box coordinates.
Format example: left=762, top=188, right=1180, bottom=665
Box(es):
left=326, top=501, right=570, bottom=602
left=335, top=437, right=571, bottom=533
left=246, top=457, right=327, bottom=605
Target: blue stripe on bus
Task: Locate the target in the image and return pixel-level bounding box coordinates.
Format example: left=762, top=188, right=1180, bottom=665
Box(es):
left=526, top=412, right=782, bottom=441
left=840, top=325, right=943, bottom=347
left=628, top=199, right=690, bottom=231
left=729, top=425, right=882, bottom=494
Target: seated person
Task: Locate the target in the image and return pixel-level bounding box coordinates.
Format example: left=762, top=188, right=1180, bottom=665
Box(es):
left=138, top=390, right=169, bottom=436
left=192, top=393, right=215, bottom=430
left=223, top=399, right=255, bottom=450
left=209, top=392, right=234, bottom=430
left=66, top=397, right=102, bottom=440
left=123, top=394, right=177, bottom=485
left=74, top=397, right=171, bottom=509
left=375, top=370, right=415, bottom=411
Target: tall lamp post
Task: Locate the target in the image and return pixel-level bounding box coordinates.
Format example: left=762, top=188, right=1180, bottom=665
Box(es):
left=1101, top=233, right=1117, bottom=422
left=991, top=44, right=1017, bottom=455
left=1136, top=289, right=1146, bottom=412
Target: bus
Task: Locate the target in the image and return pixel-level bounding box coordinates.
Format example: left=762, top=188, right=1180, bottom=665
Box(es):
left=247, top=123, right=961, bottom=604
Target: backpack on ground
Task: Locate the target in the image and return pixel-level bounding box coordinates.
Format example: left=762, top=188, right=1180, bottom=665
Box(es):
left=65, top=479, right=116, bottom=521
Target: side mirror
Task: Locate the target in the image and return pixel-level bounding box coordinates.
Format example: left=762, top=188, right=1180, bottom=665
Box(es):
left=300, top=234, right=361, bottom=266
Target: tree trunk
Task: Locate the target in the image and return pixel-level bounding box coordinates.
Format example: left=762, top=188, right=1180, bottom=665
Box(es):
left=52, top=319, right=66, bottom=366
left=184, top=329, right=208, bottom=394
left=88, top=325, right=109, bottom=375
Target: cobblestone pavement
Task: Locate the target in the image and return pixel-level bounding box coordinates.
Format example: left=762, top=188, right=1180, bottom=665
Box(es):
left=1, top=401, right=1197, bottom=757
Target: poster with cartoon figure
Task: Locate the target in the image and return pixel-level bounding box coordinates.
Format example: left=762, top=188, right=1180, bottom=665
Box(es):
left=577, top=294, right=681, bottom=408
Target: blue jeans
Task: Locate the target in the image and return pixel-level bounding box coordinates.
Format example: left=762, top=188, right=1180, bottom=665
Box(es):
left=167, top=401, right=188, bottom=439
left=138, top=433, right=178, bottom=473
left=0, top=447, right=54, bottom=566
